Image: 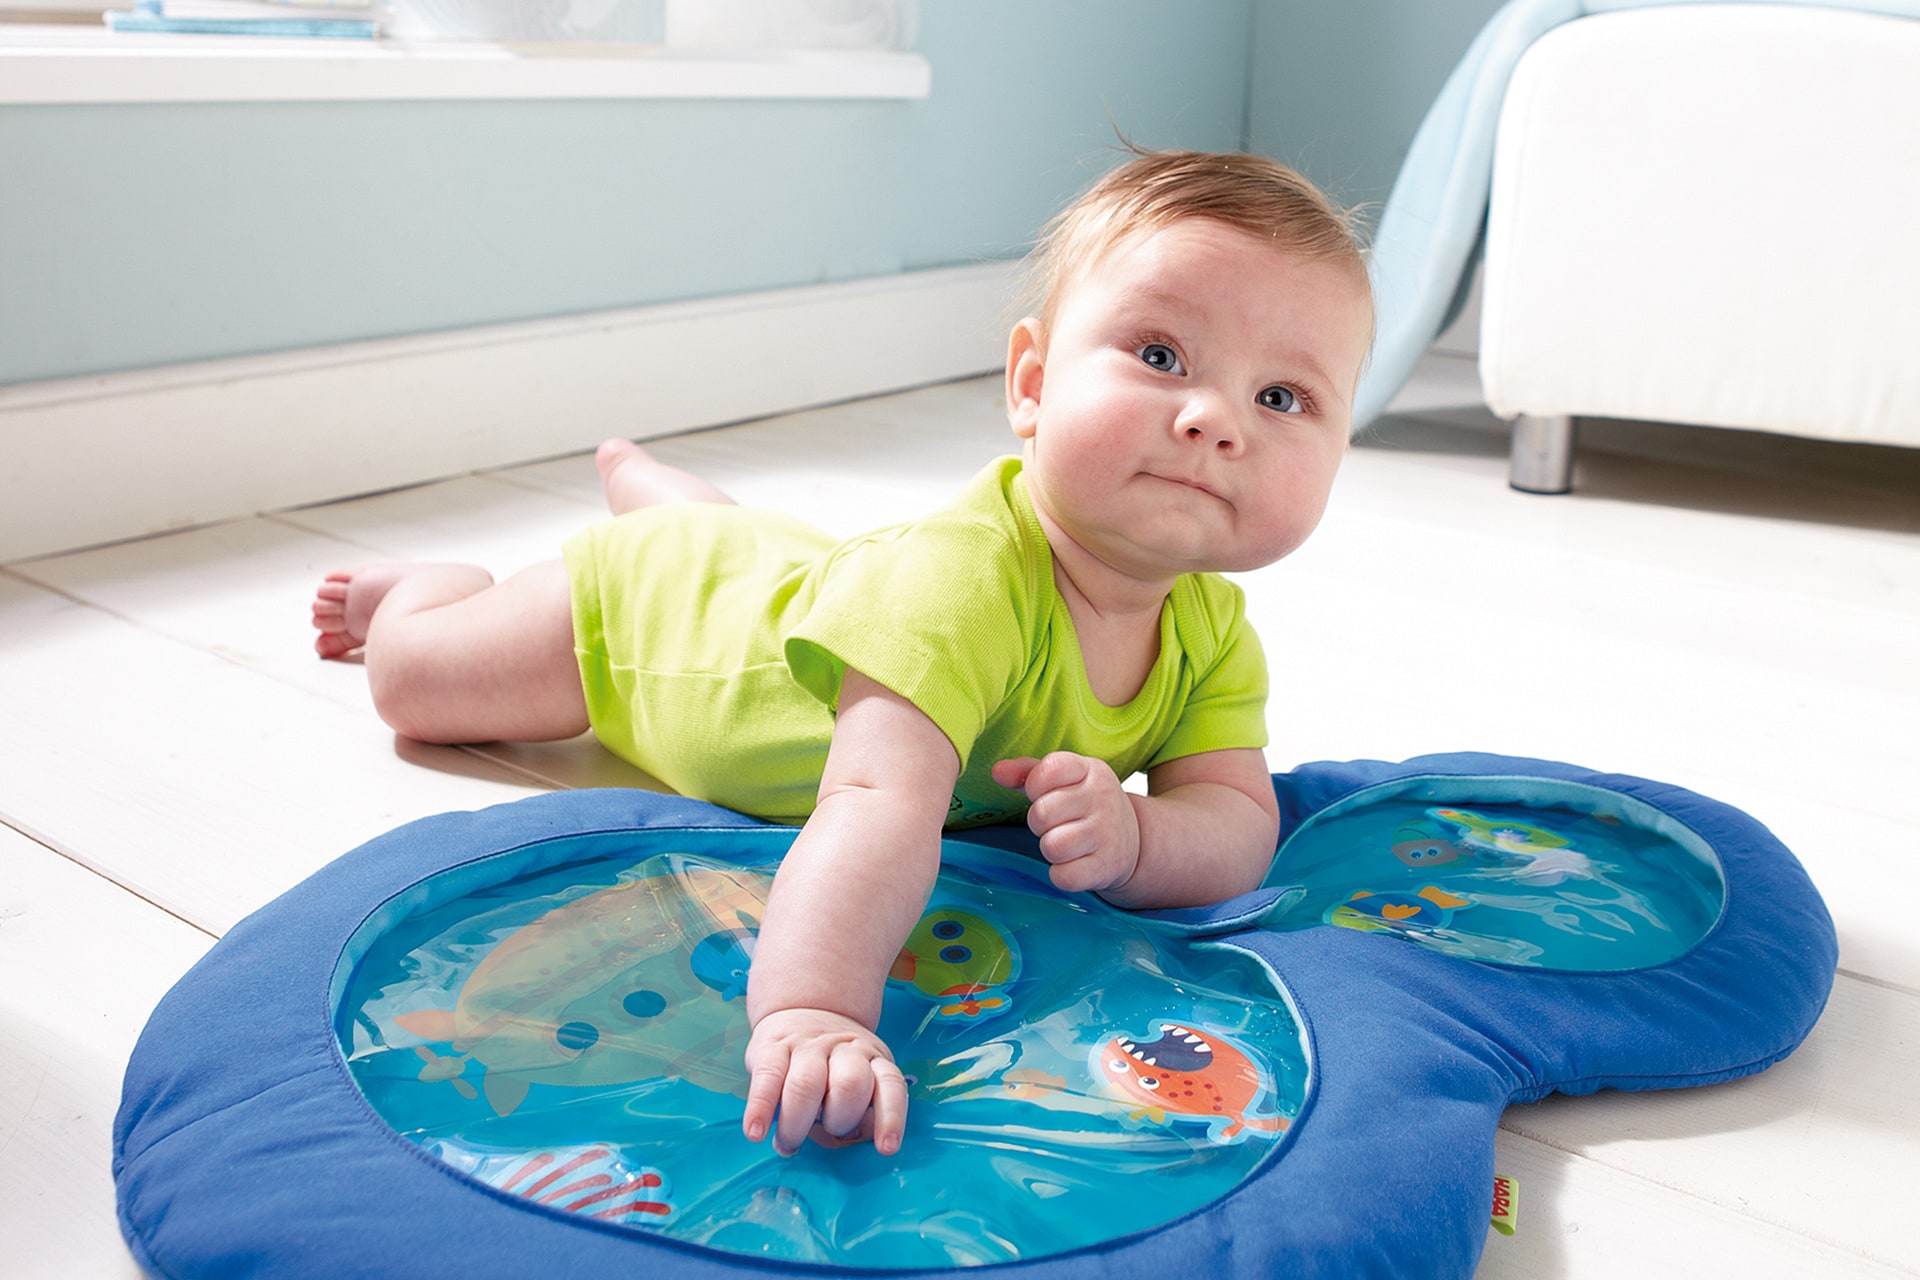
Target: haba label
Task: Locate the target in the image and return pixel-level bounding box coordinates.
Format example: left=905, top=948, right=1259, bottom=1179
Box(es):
left=1490, top=1173, right=1519, bottom=1236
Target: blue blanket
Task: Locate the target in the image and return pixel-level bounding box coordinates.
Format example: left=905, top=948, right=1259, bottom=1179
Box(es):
left=1353, top=0, right=1920, bottom=430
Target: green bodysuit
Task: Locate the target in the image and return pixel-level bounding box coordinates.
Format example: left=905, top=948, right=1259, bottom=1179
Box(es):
left=563, top=455, right=1268, bottom=826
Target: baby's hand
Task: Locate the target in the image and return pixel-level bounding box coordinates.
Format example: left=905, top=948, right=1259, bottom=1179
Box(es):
left=742, top=1007, right=908, bottom=1157
left=992, top=753, right=1142, bottom=894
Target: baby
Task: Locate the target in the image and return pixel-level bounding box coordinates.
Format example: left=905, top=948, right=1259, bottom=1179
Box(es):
left=310, top=149, right=1374, bottom=1159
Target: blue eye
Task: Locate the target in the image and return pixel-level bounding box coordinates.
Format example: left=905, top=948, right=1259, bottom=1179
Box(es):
left=556, top=1021, right=600, bottom=1052
left=932, top=919, right=964, bottom=940
left=1259, top=385, right=1302, bottom=414
left=622, top=989, right=667, bottom=1019
left=1138, top=343, right=1182, bottom=373
left=940, top=945, right=972, bottom=964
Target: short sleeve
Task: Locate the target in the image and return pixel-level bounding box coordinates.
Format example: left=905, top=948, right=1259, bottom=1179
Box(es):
left=784, top=500, right=1037, bottom=773
left=1147, top=576, right=1269, bottom=767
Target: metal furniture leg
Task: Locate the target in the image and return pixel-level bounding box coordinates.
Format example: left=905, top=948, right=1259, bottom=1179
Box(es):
left=1508, top=414, right=1576, bottom=494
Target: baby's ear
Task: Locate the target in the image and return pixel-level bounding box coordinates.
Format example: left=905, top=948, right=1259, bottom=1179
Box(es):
left=1005, top=318, right=1046, bottom=440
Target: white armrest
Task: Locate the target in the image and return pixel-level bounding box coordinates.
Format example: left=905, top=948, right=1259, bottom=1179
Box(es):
left=1479, top=5, right=1920, bottom=449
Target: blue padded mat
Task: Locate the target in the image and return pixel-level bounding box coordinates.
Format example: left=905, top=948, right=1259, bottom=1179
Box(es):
left=114, top=753, right=1835, bottom=1278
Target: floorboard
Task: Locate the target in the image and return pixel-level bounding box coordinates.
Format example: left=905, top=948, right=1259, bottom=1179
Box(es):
left=0, top=827, right=214, bottom=1280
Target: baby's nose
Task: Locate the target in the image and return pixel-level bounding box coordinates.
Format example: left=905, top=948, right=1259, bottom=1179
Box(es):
left=1177, top=394, right=1245, bottom=452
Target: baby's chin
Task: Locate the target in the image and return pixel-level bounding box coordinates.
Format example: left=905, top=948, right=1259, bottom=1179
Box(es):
left=1131, top=539, right=1278, bottom=578
left=1177, top=511, right=1316, bottom=569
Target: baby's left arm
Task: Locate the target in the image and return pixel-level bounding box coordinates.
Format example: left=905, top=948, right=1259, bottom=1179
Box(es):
left=992, top=747, right=1278, bottom=908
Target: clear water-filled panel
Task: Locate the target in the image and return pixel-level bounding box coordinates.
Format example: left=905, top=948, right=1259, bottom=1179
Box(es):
left=1266, top=776, right=1726, bottom=971
left=335, top=830, right=1309, bottom=1269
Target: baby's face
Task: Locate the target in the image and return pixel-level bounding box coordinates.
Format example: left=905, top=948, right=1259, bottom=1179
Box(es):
left=1009, top=218, right=1372, bottom=581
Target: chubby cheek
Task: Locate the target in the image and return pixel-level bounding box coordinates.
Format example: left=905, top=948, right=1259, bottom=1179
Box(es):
left=1244, top=444, right=1345, bottom=562
left=1030, top=384, right=1145, bottom=479
left=1047, top=373, right=1146, bottom=444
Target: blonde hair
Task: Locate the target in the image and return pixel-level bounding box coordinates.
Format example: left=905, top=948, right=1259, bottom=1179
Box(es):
left=1023, top=148, right=1372, bottom=333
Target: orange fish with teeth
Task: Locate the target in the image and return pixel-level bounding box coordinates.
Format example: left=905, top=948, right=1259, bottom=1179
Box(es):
left=1099, top=1022, right=1289, bottom=1143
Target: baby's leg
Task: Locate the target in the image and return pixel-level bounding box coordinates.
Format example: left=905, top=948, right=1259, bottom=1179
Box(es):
left=313, top=561, right=588, bottom=745
left=596, top=439, right=737, bottom=513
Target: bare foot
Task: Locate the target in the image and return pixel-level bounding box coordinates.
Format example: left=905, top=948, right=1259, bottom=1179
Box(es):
left=596, top=438, right=736, bottom=514
left=311, top=563, right=456, bottom=660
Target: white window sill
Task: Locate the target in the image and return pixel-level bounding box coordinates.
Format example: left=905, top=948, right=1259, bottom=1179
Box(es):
left=0, top=23, right=930, bottom=104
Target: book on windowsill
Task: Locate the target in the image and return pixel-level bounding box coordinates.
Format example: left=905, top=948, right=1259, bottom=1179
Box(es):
left=104, top=0, right=380, bottom=39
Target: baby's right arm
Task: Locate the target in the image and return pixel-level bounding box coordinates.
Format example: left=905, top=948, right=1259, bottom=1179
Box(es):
left=741, top=669, right=960, bottom=1156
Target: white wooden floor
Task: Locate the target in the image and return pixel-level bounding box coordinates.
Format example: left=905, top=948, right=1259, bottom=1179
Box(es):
left=2, top=356, right=1915, bottom=1278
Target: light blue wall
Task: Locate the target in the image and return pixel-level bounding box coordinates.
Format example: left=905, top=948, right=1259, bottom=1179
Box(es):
left=1246, top=0, right=1507, bottom=214
left=4, top=2, right=1515, bottom=387
left=0, top=2, right=1252, bottom=385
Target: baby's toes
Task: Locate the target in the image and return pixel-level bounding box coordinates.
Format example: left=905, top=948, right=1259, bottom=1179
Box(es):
left=314, top=628, right=361, bottom=659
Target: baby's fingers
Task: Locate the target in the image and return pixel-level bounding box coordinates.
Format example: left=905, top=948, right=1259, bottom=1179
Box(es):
left=815, top=1045, right=908, bottom=1156
left=819, top=1040, right=878, bottom=1139
left=990, top=757, right=1040, bottom=792
left=745, top=1032, right=833, bottom=1157
left=741, top=1039, right=790, bottom=1146
left=1027, top=790, right=1100, bottom=858
left=1024, top=752, right=1094, bottom=800
left=773, top=1054, right=831, bottom=1156
left=1044, top=834, right=1122, bottom=893
left=870, top=1057, right=909, bottom=1155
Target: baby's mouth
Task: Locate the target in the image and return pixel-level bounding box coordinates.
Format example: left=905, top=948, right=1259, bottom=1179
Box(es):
left=1152, top=472, right=1222, bottom=500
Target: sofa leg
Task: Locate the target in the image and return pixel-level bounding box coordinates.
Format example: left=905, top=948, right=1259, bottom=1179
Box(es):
left=1508, top=414, right=1577, bottom=494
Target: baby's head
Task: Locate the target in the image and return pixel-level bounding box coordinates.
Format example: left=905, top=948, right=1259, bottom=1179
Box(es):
left=1023, top=149, right=1373, bottom=357
left=1006, top=150, right=1375, bottom=581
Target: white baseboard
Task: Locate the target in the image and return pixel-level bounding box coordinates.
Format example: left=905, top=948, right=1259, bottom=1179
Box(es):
left=0, top=262, right=1016, bottom=562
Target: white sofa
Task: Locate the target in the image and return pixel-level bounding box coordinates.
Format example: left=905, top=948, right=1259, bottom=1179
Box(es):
left=1477, top=4, right=1920, bottom=492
